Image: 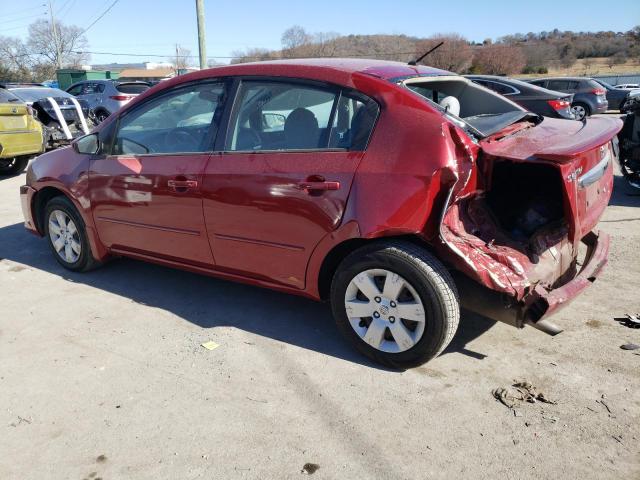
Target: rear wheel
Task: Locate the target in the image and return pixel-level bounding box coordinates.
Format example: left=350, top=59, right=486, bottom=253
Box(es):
left=330, top=240, right=459, bottom=369
left=44, top=196, right=101, bottom=272
left=0, top=156, right=30, bottom=176
left=571, top=102, right=590, bottom=121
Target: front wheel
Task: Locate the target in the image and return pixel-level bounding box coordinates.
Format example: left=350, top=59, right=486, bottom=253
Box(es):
left=330, top=241, right=459, bottom=369
left=0, top=156, right=30, bottom=176
left=44, top=196, right=101, bottom=272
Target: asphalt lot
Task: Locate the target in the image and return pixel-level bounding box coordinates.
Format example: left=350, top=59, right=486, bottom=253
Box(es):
left=1, top=159, right=639, bottom=479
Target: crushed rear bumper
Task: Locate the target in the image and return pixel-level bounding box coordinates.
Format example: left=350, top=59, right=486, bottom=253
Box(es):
left=457, top=229, right=609, bottom=335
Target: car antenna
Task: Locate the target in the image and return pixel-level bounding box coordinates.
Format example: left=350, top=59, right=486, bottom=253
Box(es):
left=408, top=41, right=444, bottom=66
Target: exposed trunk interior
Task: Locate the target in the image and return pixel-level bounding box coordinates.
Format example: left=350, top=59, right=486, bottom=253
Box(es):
left=485, top=161, right=565, bottom=243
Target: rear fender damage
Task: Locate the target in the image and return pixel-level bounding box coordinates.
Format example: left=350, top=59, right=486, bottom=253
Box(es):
left=434, top=126, right=611, bottom=335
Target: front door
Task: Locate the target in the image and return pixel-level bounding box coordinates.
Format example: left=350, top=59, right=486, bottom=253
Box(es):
left=90, top=81, right=227, bottom=267
left=202, top=79, right=379, bottom=288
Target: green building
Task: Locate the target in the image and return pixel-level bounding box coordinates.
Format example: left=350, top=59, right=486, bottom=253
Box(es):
left=55, top=69, right=120, bottom=90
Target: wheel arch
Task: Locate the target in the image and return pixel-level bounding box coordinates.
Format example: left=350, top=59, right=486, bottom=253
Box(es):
left=316, top=233, right=437, bottom=301
left=32, top=185, right=109, bottom=261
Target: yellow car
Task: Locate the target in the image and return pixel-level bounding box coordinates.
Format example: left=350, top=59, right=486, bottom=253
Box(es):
left=0, top=88, right=44, bottom=175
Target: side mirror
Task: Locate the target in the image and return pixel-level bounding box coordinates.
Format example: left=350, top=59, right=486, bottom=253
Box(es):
left=73, top=133, right=99, bottom=155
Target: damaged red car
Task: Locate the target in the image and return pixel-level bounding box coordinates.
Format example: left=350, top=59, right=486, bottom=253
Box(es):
left=20, top=59, right=621, bottom=368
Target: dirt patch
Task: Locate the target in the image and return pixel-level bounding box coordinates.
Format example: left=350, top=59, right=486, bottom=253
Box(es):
left=586, top=319, right=604, bottom=328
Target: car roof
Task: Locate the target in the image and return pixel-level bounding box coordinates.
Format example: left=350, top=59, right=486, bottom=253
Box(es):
left=530, top=76, right=591, bottom=81
left=161, top=58, right=453, bottom=89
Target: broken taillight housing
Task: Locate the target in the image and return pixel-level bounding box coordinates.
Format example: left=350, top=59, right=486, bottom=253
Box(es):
left=547, top=99, right=570, bottom=111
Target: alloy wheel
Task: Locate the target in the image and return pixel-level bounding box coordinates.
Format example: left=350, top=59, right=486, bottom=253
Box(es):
left=48, top=209, right=82, bottom=264
left=571, top=104, right=587, bottom=120
left=344, top=268, right=426, bottom=353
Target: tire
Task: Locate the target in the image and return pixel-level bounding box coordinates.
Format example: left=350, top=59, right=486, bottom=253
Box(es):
left=330, top=240, right=459, bottom=369
left=571, top=102, right=590, bottom=121
left=44, top=196, right=101, bottom=272
left=0, top=156, right=29, bottom=176
left=95, top=110, right=110, bottom=123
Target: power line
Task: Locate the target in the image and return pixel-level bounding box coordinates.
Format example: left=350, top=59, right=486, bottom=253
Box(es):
left=0, top=12, right=45, bottom=25
left=80, top=0, right=121, bottom=35
left=0, top=5, right=45, bottom=18
left=72, top=49, right=419, bottom=60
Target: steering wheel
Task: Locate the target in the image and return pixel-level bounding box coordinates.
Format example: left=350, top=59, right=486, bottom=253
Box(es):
left=163, top=128, right=201, bottom=153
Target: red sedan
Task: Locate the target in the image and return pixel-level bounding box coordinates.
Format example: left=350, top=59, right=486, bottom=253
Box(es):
left=20, top=59, right=621, bottom=368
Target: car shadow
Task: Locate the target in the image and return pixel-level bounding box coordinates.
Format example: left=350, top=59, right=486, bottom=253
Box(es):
left=609, top=174, right=640, bottom=207
left=0, top=222, right=495, bottom=370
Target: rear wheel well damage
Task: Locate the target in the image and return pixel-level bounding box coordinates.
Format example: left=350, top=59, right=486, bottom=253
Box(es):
left=317, top=234, right=438, bottom=300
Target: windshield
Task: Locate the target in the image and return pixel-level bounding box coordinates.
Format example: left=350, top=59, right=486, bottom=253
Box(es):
left=595, top=80, right=613, bottom=90
left=0, top=89, right=21, bottom=103
left=116, top=83, right=150, bottom=94
left=10, top=87, right=73, bottom=102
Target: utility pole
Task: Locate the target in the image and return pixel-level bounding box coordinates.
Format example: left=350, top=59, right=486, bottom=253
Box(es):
left=195, top=0, right=207, bottom=69
left=48, top=0, right=63, bottom=69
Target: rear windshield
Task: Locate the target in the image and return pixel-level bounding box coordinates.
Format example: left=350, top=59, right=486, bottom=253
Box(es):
left=586, top=79, right=604, bottom=90
left=116, top=83, right=149, bottom=94
left=0, top=89, right=21, bottom=103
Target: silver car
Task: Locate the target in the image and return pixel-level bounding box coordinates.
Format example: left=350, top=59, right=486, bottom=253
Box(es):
left=66, top=80, right=150, bottom=122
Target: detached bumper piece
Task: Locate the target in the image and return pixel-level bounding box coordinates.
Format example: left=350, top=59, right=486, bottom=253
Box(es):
left=20, top=185, right=39, bottom=235
left=457, top=230, right=609, bottom=335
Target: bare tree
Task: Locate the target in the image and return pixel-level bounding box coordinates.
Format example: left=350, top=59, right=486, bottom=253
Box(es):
left=169, top=45, right=192, bottom=72
left=472, top=44, right=526, bottom=75
left=414, top=34, right=473, bottom=72
left=27, top=19, right=89, bottom=68
left=281, top=26, right=311, bottom=51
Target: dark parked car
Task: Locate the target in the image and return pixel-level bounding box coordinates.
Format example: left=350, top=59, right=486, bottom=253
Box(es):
left=527, top=77, right=608, bottom=120
left=465, top=75, right=574, bottom=119
left=593, top=79, right=632, bottom=112
left=21, top=59, right=620, bottom=368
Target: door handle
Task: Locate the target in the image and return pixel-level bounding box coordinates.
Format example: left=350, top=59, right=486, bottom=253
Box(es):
left=298, top=181, right=340, bottom=192
left=168, top=179, right=198, bottom=192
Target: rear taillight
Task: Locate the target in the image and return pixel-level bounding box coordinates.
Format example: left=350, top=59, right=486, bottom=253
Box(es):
left=590, top=88, right=606, bottom=96
left=109, top=95, right=134, bottom=101
left=547, top=99, right=570, bottom=111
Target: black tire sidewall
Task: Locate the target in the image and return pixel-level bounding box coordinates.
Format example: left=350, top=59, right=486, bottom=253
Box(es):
left=0, top=156, right=29, bottom=175
left=44, top=197, right=92, bottom=271
left=331, top=245, right=452, bottom=368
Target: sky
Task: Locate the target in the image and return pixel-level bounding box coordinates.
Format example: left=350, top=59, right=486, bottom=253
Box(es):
left=1, top=0, right=639, bottom=65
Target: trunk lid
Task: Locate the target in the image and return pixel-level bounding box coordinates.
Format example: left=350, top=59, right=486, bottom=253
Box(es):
left=479, top=116, right=622, bottom=241
left=0, top=103, right=29, bottom=130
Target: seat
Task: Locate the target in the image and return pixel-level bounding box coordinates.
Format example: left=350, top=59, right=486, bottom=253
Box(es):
left=439, top=96, right=460, bottom=117
left=284, top=108, right=320, bottom=149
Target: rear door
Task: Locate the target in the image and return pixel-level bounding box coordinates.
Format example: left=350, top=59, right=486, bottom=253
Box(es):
left=90, top=80, right=227, bottom=267
left=202, top=79, right=378, bottom=288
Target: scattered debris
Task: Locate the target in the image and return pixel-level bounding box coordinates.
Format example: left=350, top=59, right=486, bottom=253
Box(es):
left=586, top=406, right=598, bottom=413
left=8, top=415, right=32, bottom=427
left=614, top=314, right=640, bottom=329
left=542, top=415, right=559, bottom=423
left=612, top=435, right=623, bottom=444
left=513, top=410, right=523, bottom=417
left=620, top=343, right=640, bottom=350
left=492, top=381, right=557, bottom=409
left=96, top=455, right=107, bottom=463
left=201, top=341, right=220, bottom=350
left=246, top=396, right=268, bottom=404
left=301, top=463, right=320, bottom=475
left=597, top=399, right=613, bottom=414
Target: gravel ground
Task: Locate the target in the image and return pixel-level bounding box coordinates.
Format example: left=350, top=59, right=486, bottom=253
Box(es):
left=0, top=164, right=639, bottom=480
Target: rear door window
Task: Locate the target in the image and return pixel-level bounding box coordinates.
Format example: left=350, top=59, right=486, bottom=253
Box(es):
left=547, top=80, right=570, bottom=91
left=482, top=81, right=518, bottom=95
left=67, top=84, right=84, bottom=96
left=328, top=93, right=379, bottom=150
left=226, top=81, right=338, bottom=151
